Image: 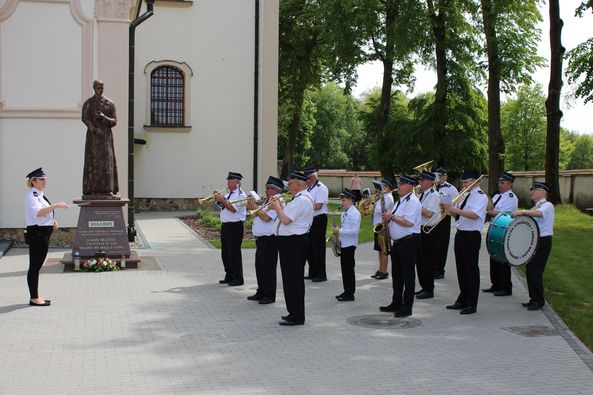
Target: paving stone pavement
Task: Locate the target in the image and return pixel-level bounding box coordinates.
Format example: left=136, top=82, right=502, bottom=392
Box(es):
left=1, top=212, right=592, bottom=394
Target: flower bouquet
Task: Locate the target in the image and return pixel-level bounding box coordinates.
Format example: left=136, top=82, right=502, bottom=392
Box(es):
left=80, top=257, right=119, bottom=272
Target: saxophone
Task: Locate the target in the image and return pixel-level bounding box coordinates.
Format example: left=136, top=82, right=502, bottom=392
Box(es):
left=373, top=191, right=391, bottom=256
left=327, top=208, right=341, bottom=257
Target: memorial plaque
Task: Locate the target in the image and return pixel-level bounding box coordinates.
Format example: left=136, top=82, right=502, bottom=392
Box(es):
left=72, top=199, right=130, bottom=257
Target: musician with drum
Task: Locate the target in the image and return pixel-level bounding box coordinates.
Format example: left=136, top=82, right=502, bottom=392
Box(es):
left=511, top=182, right=555, bottom=311
left=332, top=189, right=361, bottom=302
left=483, top=172, right=519, bottom=297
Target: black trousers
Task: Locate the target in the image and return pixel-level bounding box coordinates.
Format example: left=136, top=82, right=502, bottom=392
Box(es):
left=390, top=234, right=420, bottom=311
left=527, top=236, right=552, bottom=306
left=279, top=234, right=308, bottom=323
left=489, top=257, right=512, bottom=292
left=255, top=235, right=279, bottom=299
left=339, top=246, right=356, bottom=296
left=307, top=214, right=327, bottom=278
left=416, top=230, right=436, bottom=293
left=27, top=225, right=53, bottom=299
left=220, top=221, right=244, bottom=282
left=433, top=216, right=452, bottom=275
left=454, top=230, right=482, bottom=309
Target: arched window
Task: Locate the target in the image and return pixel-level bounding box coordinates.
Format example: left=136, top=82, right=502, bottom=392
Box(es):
left=150, top=66, right=184, bottom=126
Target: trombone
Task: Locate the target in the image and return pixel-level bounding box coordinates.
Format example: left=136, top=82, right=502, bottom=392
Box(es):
left=248, top=193, right=290, bottom=216
left=198, top=186, right=228, bottom=205
left=422, top=175, right=486, bottom=234
left=413, top=160, right=435, bottom=196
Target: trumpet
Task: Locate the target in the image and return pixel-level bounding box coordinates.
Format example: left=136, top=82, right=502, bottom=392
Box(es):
left=248, top=193, right=289, bottom=216
left=422, top=175, right=486, bottom=234
left=229, top=191, right=263, bottom=206
left=198, top=186, right=228, bottom=205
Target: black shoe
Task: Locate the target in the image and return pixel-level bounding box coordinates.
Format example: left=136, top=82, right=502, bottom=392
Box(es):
left=258, top=298, right=275, bottom=304
left=379, top=304, right=398, bottom=312
left=446, top=302, right=465, bottom=310
left=416, top=291, right=434, bottom=299
left=219, top=278, right=229, bottom=284
left=335, top=293, right=345, bottom=300
left=460, top=307, right=477, bottom=315
left=281, top=315, right=290, bottom=320
left=414, top=289, right=424, bottom=296
left=29, top=300, right=50, bottom=306
left=434, top=273, right=444, bottom=279
left=311, top=277, right=327, bottom=282
left=304, top=275, right=315, bottom=280
left=482, top=287, right=496, bottom=293
left=247, top=293, right=263, bottom=301
left=494, top=290, right=512, bottom=296
left=337, top=294, right=355, bottom=302
left=527, top=302, right=543, bottom=311
left=370, top=271, right=380, bottom=278
left=394, top=309, right=412, bottom=318
left=227, top=280, right=244, bottom=286
left=522, top=301, right=533, bottom=307
left=375, top=272, right=389, bottom=280
left=279, top=319, right=304, bottom=326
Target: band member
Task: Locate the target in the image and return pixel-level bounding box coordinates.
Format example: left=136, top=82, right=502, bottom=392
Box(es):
left=303, top=166, right=329, bottom=282
left=433, top=167, right=458, bottom=279
left=370, top=178, right=395, bottom=280
left=214, top=172, right=247, bottom=286
left=483, top=171, right=519, bottom=296
left=270, top=171, right=314, bottom=326
left=512, top=182, right=554, bottom=310
left=333, top=189, right=361, bottom=301
left=415, top=171, right=440, bottom=299
left=247, top=176, right=285, bottom=304
left=379, top=174, right=422, bottom=318
left=443, top=170, right=488, bottom=315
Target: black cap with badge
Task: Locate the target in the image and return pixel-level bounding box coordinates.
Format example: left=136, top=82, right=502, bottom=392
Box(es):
left=498, top=171, right=515, bottom=183
left=398, top=173, right=418, bottom=186
left=530, top=182, right=551, bottom=193
left=288, top=171, right=308, bottom=181
left=340, top=188, right=357, bottom=200
left=460, top=169, right=479, bottom=181
left=419, top=171, right=435, bottom=181
left=303, top=166, right=317, bottom=177
left=26, top=167, right=46, bottom=179
left=226, top=171, right=243, bottom=180
left=265, top=176, right=284, bottom=190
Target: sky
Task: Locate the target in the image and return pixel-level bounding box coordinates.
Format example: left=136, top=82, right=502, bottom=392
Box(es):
left=352, top=0, right=593, bottom=135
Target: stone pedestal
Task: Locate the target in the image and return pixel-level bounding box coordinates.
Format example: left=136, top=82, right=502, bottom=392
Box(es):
left=61, top=198, right=140, bottom=268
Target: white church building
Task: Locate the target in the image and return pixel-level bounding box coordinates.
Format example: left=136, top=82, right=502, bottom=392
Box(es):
left=0, top=0, right=279, bottom=241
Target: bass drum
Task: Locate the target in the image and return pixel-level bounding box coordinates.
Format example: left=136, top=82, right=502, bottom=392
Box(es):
left=486, top=213, right=539, bottom=266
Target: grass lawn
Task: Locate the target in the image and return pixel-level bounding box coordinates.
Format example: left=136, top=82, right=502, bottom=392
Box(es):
left=531, top=204, right=593, bottom=351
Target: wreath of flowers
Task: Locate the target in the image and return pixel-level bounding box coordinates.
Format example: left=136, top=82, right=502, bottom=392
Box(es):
left=80, top=257, right=119, bottom=272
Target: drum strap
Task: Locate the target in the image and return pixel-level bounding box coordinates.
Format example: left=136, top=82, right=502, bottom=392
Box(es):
left=492, top=195, right=502, bottom=208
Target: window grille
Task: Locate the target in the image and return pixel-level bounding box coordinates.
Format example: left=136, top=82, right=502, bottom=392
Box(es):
left=150, top=66, right=184, bottom=126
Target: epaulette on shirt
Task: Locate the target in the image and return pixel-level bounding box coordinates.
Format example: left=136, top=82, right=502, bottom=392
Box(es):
left=477, top=190, right=484, bottom=194
left=33, top=191, right=38, bottom=197
left=405, top=195, right=411, bottom=201
left=316, top=183, right=321, bottom=188
left=441, top=183, right=450, bottom=188
left=509, top=193, right=514, bottom=197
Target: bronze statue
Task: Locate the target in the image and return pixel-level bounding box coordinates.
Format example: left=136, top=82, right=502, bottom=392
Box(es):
left=81, top=80, right=119, bottom=199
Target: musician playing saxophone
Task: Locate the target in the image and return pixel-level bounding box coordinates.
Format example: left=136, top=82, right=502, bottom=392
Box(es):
left=415, top=171, right=440, bottom=300
left=332, top=189, right=361, bottom=302
left=370, top=178, right=395, bottom=280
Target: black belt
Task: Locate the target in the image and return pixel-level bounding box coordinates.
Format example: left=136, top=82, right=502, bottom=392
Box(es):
left=394, top=234, right=418, bottom=243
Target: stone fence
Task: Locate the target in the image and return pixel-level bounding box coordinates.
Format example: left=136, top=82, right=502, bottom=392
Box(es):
left=317, top=169, right=593, bottom=210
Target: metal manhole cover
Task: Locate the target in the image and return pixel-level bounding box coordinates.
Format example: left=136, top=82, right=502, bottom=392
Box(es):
left=347, top=315, right=421, bottom=329
left=503, top=325, right=558, bottom=337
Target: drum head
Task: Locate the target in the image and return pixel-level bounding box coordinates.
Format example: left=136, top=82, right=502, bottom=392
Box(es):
left=503, top=216, right=540, bottom=266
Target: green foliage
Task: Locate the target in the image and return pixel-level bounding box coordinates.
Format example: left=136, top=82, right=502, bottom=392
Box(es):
left=195, top=208, right=221, bottom=231
left=566, top=133, right=593, bottom=169
left=566, top=37, right=593, bottom=104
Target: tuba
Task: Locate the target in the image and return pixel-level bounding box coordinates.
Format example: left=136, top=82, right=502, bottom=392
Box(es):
left=373, top=190, right=391, bottom=256
left=357, top=193, right=377, bottom=216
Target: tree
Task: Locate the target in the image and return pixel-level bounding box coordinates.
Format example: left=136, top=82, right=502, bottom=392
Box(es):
left=478, top=0, right=544, bottom=192
left=566, top=1, right=593, bottom=104
left=567, top=134, right=593, bottom=169
left=545, top=0, right=565, bottom=203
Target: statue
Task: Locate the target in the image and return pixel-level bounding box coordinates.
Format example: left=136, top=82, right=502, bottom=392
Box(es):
left=81, top=80, right=119, bottom=199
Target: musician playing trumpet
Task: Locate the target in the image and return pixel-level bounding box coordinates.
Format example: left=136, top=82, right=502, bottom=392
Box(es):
left=245, top=176, right=286, bottom=305
left=442, top=170, right=488, bottom=315
left=332, top=189, right=361, bottom=302
left=415, top=171, right=440, bottom=300
left=370, top=178, right=395, bottom=280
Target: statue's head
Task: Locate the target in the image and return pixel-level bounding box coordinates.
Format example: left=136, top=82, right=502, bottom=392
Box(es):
left=93, top=80, right=104, bottom=97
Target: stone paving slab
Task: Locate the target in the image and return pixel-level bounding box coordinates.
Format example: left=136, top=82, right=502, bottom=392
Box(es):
left=0, top=213, right=591, bottom=394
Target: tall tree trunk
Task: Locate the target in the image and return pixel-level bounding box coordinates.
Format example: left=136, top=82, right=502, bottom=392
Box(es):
left=376, top=4, right=397, bottom=178
left=481, top=0, right=505, bottom=194
left=281, top=88, right=305, bottom=179
left=545, top=0, right=564, bottom=204
left=427, top=0, right=447, bottom=167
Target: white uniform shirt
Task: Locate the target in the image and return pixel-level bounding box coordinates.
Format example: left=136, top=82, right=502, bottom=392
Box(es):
left=339, top=205, right=361, bottom=248
left=277, top=190, right=314, bottom=236
left=533, top=199, right=554, bottom=237
left=456, top=187, right=488, bottom=231
left=308, top=180, right=329, bottom=216
left=388, top=192, right=422, bottom=240
left=219, top=188, right=247, bottom=223
left=419, top=187, right=440, bottom=226
left=372, top=192, right=395, bottom=226
left=437, top=181, right=458, bottom=205
left=251, top=195, right=284, bottom=237
left=491, top=189, right=519, bottom=214
left=24, top=187, right=54, bottom=226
